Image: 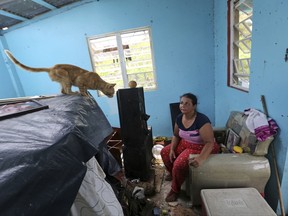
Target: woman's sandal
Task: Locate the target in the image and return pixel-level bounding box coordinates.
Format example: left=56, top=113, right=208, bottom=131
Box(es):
left=165, top=190, right=178, bottom=202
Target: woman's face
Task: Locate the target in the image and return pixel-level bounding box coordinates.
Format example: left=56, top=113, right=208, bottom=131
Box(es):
left=179, top=96, right=195, bottom=114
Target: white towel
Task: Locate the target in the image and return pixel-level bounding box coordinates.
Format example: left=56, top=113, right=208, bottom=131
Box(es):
left=244, top=108, right=268, bottom=133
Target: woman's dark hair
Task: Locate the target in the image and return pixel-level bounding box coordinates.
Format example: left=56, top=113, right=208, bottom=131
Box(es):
left=180, top=93, right=197, bottom=105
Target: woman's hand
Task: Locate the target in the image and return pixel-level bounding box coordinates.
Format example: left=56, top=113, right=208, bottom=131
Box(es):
left=169, top=126, right=180, bottom=163
left=189, top=156, right=202, bottom=168
left=169, top=149, right=176, bottom=163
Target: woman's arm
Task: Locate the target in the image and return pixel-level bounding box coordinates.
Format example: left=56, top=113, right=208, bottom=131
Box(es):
left=169, top=123, right=181, bottom=162
left=189, top=122, right=214, bottom=167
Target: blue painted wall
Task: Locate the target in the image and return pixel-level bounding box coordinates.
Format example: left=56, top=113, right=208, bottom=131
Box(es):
left=214, top=0, right=288, bottom=214
left=0, top=36, right=19, bottom=98
left=0, top=0, right=287, bottom=214
left=1, top=0, right=215, bottom=137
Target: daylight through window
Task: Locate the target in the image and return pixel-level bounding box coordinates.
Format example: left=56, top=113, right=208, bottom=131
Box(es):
left=228, top=0, right=253, bottom=91
left=87, top=27, right=157, bottom=96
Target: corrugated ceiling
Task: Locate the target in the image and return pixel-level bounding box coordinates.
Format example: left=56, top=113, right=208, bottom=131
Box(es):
left=0, top=0, right=86, bottom=33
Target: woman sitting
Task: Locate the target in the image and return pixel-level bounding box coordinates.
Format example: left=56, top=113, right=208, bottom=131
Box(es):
left=160, top=93, right=219, bottom=202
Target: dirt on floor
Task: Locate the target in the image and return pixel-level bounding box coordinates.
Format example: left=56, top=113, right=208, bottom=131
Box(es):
left=147, top=165, right=201, bottom=216
left=119, top=159, right=201, bottom=216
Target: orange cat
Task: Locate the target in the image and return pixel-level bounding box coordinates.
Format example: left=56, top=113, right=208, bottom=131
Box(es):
left=4, top=50, right=116, bottom=97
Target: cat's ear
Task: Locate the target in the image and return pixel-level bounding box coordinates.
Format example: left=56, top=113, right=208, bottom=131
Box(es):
left=110, top=83, right=116, bottom=88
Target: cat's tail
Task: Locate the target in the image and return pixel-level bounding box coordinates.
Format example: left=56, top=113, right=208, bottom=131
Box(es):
left=4, top=50, right=50, bottom=73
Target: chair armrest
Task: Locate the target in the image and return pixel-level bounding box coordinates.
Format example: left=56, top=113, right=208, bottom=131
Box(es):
left=188, top=153, right=271, bottom=206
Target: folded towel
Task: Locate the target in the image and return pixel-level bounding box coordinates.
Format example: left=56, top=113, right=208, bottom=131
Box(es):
left=244, top=108, right=278, bottom=141
left=244, top=108, right=268, bottom=133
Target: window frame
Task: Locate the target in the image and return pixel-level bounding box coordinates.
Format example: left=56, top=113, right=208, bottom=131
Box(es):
left=87, top=26, right=157, bottom=96
left=227, top=0, right=253, bottom=92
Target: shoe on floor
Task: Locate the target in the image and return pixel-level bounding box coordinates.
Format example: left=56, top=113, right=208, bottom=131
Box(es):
left=164, top=173, right=172, bottom=181
left=165, top=190, right=178, bottom=202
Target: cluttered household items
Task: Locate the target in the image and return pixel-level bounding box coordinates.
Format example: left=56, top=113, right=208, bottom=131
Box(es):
left=187, top=110, right=278, bottom=206
left=0, top=94, right=124, bottom=215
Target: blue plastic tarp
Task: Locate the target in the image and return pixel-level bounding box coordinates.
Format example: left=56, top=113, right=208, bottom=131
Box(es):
left=0, top=94, right=113, bottom=216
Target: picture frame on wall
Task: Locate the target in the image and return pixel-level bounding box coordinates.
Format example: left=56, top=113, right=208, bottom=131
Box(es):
left=0, top=100, right=49, bottom=120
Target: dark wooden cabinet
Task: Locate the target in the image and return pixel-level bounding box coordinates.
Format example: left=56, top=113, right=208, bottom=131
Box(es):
left=116, top=87, right=152, bottom=181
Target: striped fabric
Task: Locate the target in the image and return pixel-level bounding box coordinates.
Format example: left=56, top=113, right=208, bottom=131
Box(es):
left=255, top=118, right=279, bottom=142
left=244, top=108, right=279, bottom=141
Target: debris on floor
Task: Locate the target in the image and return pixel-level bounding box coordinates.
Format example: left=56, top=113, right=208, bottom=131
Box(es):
left=116, top=155, right=201, bottom=216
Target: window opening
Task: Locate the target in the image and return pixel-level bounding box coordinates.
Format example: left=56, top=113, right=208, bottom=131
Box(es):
left=228, top=0, right=253, bottom=91
left=87, top=27, right=157, bottom=96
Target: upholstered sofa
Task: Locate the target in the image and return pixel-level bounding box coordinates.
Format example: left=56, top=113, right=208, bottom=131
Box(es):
left=186, top=111, right=274, bottom=206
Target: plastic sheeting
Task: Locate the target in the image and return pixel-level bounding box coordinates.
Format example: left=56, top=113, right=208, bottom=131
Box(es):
left=0, top=94, right=113, bottom=216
